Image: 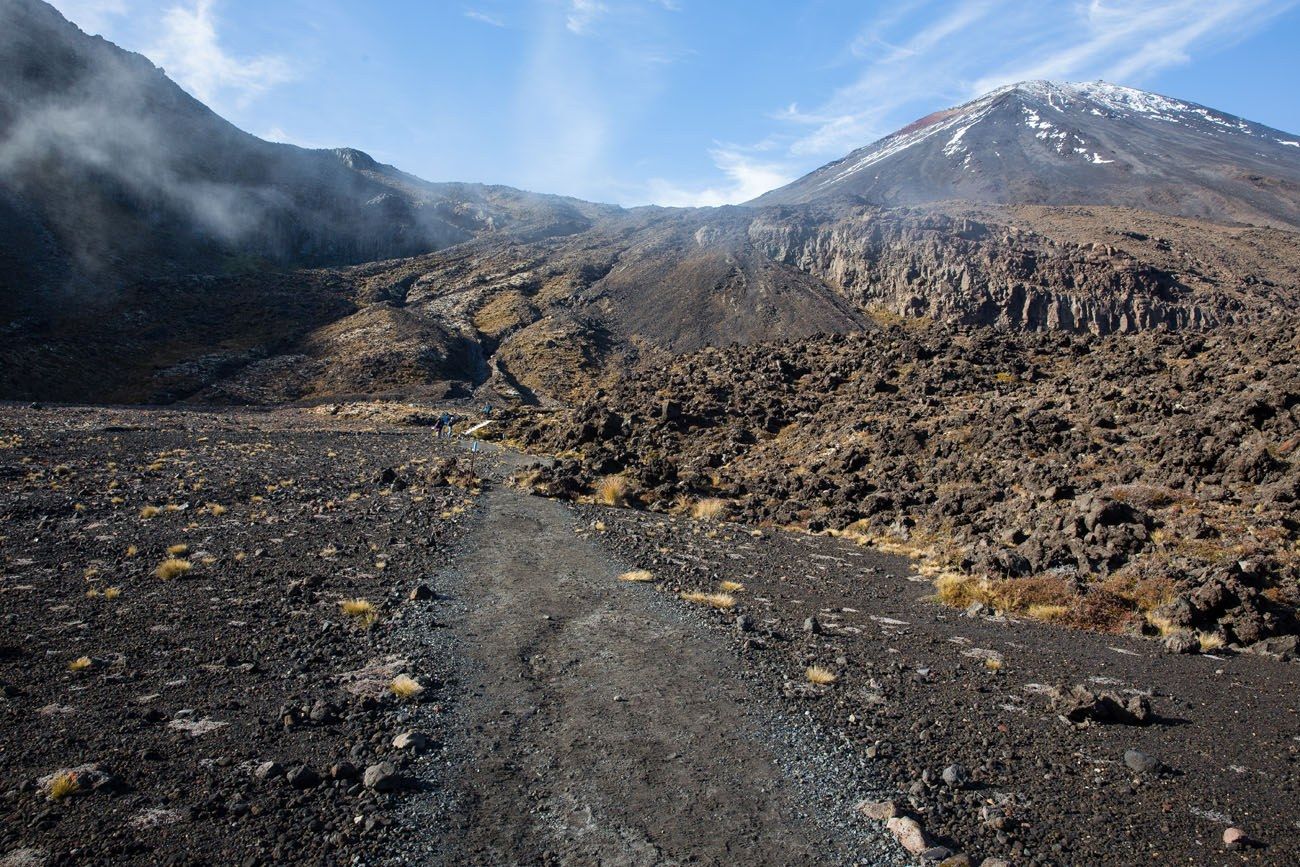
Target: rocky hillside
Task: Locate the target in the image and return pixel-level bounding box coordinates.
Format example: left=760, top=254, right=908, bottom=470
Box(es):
left=7, top=199, right=1300, bottom=404
left=5, top=1, right=1300, bottom=406
left=0, top=0, right=605, bottom=313
left=753, top=80, right=1300, bottom=229
left=504, top=318, right=1300, bottom=649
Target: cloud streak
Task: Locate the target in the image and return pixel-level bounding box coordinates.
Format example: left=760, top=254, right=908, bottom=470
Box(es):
left=464, top=9, right=506, bottom=28
left=148, top=0, right=292, bottom=109
left=646, top=146, right=793, bottom=208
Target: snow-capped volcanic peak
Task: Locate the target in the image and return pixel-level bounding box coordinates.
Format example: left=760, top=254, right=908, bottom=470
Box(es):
left=751, top=80, right=1300, bottom=228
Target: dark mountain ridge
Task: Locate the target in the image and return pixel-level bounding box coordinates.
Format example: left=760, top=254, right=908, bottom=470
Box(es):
left=0, top=0, right=604, bottom=310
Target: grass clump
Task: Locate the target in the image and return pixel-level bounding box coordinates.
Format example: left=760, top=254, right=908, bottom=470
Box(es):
left=934, top=572, right=992, bottom=609
left=805, top=666, right=837, bottom=685
left=340, top=598, right=379, bottom=628
left=47, top=772, right=81, bottom=801
left=691, top=498, right=727, bottom=521
left=1197, top=631, right=1226, bottom=652
left=618, top=569, right=655, bottom=583
left=166, top=543, right=188, bottom=556
left=68, top=656, right=94, bottom=672
left=596, top=475, right=632, bottom=507
left=154, top=558, right=192, bottom=580
left=1027, top=604, right=1070, bottom=622
left=389, top=675, right=424, bottom=700
left=139, top=506, right=161, bottom=519
left=718, top=580, right=745, bottom=593
left=1145, top=612, right=1179, bottom=637
left=680, top=591, right=736, bottom=609
left=103, top=587, right=121, bottom=600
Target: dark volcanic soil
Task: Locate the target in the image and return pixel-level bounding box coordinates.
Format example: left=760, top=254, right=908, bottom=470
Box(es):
left=0, top=405, right=483, bottom=865
left=569, top=502, right=1300, bottom=866
left=3, top=403, right=1297, bottom=867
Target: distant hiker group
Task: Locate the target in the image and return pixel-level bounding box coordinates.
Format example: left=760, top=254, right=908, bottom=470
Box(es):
left=434, top=412, right=458, bottom=438
left=434, top=404, right=495, bottom=440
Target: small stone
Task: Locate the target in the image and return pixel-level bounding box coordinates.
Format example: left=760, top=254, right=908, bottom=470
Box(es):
left=1123, top=749, right=1159, bottom=775
left=285, top=765, right=319, bottom=789
left=253, top=761, right=282, bottom=781
left=330, top=762, right=358, bottom=781
left=391, top=732, right=427, bottom=751
left=363, top=762, right=399, bottom=792
left=803, top=616, right=821, bottom=634
left=1163, top=632, right=1198, bottom=654
left=409, top=584, right=434, bottom=602
left=735, top=614, right=754, bottom=633
left=921, top=848, right=953, bottom=863
left=1223, top=827, right=1248, bottom=849
left=979, top=859, right=1011, bottom=867
left=886, top=816, right=930, bottom=854
left=938, top=856, right=972, bottom=867
left=856, top=799, right=899, bottom=820
left=941, top=763, right=969, bottom=787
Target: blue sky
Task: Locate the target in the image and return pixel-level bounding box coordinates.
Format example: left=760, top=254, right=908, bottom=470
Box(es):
left=50, top=0, right=1300, bottom=206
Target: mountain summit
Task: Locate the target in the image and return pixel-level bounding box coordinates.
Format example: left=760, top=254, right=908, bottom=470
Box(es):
left=752, top=81, right=1300, bottom=227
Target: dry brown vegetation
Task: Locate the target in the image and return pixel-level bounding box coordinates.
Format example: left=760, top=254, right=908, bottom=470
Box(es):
left=805, top=665, right=837, bottom=685
left=46, top=771, right=81, bottom=801
left=389, top=675, right=424, bottom=700
left=680, top=590, right=736, bottom=609
left=339, top=598, right=379, bottom=628
left=691, top=498, right=728, bottom=521
left=618, top=569, right=655, bottom=583
left=154, top=558, right=192, bottom=580
left=596, top=475, right=632, bottom=507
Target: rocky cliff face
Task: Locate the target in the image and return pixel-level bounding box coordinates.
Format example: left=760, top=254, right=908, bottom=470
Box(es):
left=748, top=206, right=1262, bottom=334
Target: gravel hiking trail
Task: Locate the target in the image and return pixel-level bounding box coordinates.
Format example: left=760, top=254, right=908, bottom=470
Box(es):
left=418, top=484, right=898, bottom=866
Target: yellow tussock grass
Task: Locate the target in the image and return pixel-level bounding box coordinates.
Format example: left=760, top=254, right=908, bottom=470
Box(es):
left=691, top=498, right=727, bottom=520
left=155, top=558, right=192, bottom=580
left=596, top=475, right=631, bottom=507
left=680, top=591, right=736, bottom=609
left=47, top=772, right=81, bottom=801
left=390, top=675, right=424, bottom=700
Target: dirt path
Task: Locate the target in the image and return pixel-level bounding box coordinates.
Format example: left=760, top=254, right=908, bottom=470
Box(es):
left=421, top=485, right=898, bottom=866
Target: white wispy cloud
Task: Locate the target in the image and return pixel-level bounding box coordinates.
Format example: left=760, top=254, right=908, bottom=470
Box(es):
left=147, top=0, right=293, bottom=109
left=566, top=0, right=609, bottom=35
left=464, top=9, right=506, bottom=27
left=645, top=146, right=794, bottom=208
left=49, top=0, right=129, bottom=35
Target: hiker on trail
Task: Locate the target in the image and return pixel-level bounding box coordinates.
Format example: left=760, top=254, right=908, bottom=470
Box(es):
left=438, top=411, right=451, bottom=439
left=433, top=416, right=444, bottom=438
left=483, top=402, right=493, bottom=418
left=446, top=414, right=457, bottom=438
